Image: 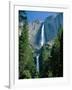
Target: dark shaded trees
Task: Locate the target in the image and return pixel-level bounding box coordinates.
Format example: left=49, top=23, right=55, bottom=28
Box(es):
left=50, top=27, right=63, bottom=77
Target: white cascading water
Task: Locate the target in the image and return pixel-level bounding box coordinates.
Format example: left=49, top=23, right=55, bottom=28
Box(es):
left=36, top=54, right=39, bottom=72
left=40, top=24, right=45, bottom=47
left=36, top=24, right=45, bottom=73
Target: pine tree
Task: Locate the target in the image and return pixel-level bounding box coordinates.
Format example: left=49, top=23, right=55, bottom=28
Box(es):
left=19, top=11, right=36, bottom=79
left=19, top=11, right=29, bottom=78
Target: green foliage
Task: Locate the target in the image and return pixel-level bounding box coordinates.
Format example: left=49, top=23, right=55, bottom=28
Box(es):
left=20, top=70, right=31, bottom=79
left=40, top=45, right=49, bottom=61
left=19, top=11, right=36, bottom=79
left=39, top=44, right=52, bottom=78
left=50, top=27, right=63, bottom=77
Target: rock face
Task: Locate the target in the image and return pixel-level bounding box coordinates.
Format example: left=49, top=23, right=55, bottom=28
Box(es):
left=33, top=13, right=63, bottom=49
left=44, top=13, right=63, bottom=43
left=28, top=20, right=41, bottom=49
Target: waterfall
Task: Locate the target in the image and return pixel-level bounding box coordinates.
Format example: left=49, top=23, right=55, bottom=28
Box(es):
left=40, top=24, right=45, bottom=47
left=36, top=54, right=39, bottom=72
left=36, top=23, right=45, bottom=73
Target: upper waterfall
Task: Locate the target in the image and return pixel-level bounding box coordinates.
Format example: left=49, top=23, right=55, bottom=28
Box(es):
left=40, top=24, right=45, bottom=47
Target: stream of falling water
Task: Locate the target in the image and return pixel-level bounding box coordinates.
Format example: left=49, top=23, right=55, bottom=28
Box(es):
left=40, top=24, right=45, bottom=47
left=36, top=24, right=45, bottom=73
left=36, top=54, right=39, bottom=72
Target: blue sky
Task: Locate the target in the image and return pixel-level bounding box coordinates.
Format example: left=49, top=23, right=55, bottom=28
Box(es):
left=26, top=11, right=60, bottom=22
